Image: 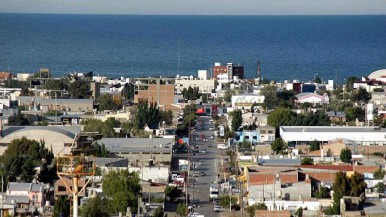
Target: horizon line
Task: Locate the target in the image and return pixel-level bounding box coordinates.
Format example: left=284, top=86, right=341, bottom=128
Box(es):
left=1, top=12, right=386, bottom=16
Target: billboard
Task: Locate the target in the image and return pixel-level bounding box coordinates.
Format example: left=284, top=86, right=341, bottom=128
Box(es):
left=179, top=159, right=189, bottom=171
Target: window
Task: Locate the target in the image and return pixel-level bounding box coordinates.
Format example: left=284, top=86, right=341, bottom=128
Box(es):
left=58, top=186, right=66, bottom=192
left=252, top=136, right=257, bottom=140
left=32, top=195, right=39, bottom=202
left=245, top=136, right=249, bottom=140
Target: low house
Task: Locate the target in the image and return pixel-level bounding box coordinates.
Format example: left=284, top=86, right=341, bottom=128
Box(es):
left=6, top=182, right=47, bottom=215
left=295, top=92, right=329, bottom=105
left=258, top=126, right=275, bottom=143
left=326, top=111, right=346, bottom=123
left=234, top=130, right=260, bottom=144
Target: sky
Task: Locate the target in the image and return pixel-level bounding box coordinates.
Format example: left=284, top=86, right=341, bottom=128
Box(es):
left=1, top=0, right=386, bottom=15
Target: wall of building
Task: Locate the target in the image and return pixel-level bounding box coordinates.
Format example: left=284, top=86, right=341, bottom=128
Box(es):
left=174, top=79, right=215, bottom=94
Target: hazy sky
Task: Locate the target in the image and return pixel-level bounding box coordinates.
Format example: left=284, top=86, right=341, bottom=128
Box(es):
left=1, top=0, right=386, bottom=15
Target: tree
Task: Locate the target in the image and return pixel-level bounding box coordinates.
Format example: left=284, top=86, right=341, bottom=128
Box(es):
left=295, top=207, right=303, bottom=217
left=102, top=170, right=141, bottom=214
left=230, top=110, right=243, bottom=132
left=122, top=83, right=135, bottom=101
left=340, top=148, right=352, bottom=163
left=83, top=119, right=116, bottom=138
left=329, top=171, right=366, bottom=214
left=224, top=90, right=235, bottom=103
left=44, top=79, right=68, bottom=90
left=316, top=186, right=329, bottom=199
left=160, top=110, right=173, bottom=126
left=53, top=196, right=70, bottom=217
left=133, top=99, right=161, bottom=129
left=181, top=86, right=201, bottom=101
left=67, top=73, right=91, bottom=99
left=271, top=138, right=285, bottom=154
left=97, top=94, right=118, bottom=111
left=309, top=140, right=320, bottom=151
left=7, top=113, right=31, bottom=126
left=260, top=85, right=278, bottom=110
left=80, top=195, right=109, bottom=217
left=301, top=157, right=314, bottom=165
left=375, top=182, right=385, bottom=193
left=246, top=203, right=267, bottom=217
left=344, top=106, right=365, bottom=122
left=176, top=203, right=187, bottom=217
left=95, top=143, right=109, bottom=158
left=351, top=87, right=371, bottom=104
left=373, top=168, right=385, bottom=179
left=373, top=88, right=384, bottom=92
left=314, top=76, right=322, bottom=84
left=240, top=140, right=252, bottom=150
left=267, top=107, right=297, bottom=129
left=1, top=137, right=53, bottom=183
left=164, top=186, right=181, bottom=202
left=152, top=205, right=164, bottom=217
left=219, top=195, right=238, bottom=210
left=345, top=76, right=359, bottom=91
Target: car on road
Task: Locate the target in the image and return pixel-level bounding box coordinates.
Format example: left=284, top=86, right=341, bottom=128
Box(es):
left=210, top=135, right=214, bottom=139
left=200, top=171, right=206, bottom=176
left=189, top=212, right=204, bottom=217
left=213, top=205, right=221, bottom=212
left=201, top=149, right=207, bottom=154
left=209, top=127, right=214, bottom=131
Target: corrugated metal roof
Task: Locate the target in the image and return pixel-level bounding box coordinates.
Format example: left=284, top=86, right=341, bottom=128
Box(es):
left=5, top=195, right=29, bottom=204
left=101, top=138, right=174, bottom=153
left=280, top=126, right=386, bottom=133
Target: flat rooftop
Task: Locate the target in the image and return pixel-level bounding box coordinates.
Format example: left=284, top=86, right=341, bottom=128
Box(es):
left=280, top=126, right=386, bottom=133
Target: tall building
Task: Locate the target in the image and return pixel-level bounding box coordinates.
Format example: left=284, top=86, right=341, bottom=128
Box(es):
left=212, top=62, right=244, bottom=80
left=212, top=63, right=227, bottom=80
left=134, top=77, right=175, bottom=110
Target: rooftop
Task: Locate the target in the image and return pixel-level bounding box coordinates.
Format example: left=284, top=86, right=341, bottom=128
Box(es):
left=280, top=126, right=386, bottom=133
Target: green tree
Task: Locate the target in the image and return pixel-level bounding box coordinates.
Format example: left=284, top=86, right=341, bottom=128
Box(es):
left=301, top=157, right=314, bottom=165
left=122, top=83, right=135, bottom=101
left=344, top=106, right=365, bottom=122
left=67, top=74, right=91, bottom=99
left=246, top=203, right=267, bottom=217
left=102, top=170, right=141, bottom=214
left=340, top=148, right=352, bottom=163
left=271, top=138, right=285, bottom=154
left=316, top=186, right=330, bottom=199
left=309, top=140, right=320, bottom=151
left=80, top=195, right=109, bottom=217
left=176, top=203, right=187, bottom=217
left=345, top=76, right=359, bottom=91
left=97, top=94, right=118, bottom=111
left=295, top=207, right=303, bottom=217
left=134, top=99, right=161, bottom=129
left=7, top=113, right=31, bottom=126
left=53, top=196, right=70, bottom=217
left=373, top=168, right=385, bottom=179
left=260, top=85, right=278, bottom=110
left=240, top=140, right=252, bottom=150
left=1, top=137, right=53, bottom=183
left=95, top=143, right=109, bottom=157
left=160, top=110, right=173, bottom=126
left=44, top=79, right=68, bottom=90
left=181, top=86, right=202, bottom=101
left=351, top=87, right=371, bottom=104
left=164, top=186, right=181, bottom=202
left=219, top=195, right=238, bottom=210
left=83, top=119, right=116, bottom=138
left=267, top=107, right=297, bottom=129
left=230, top=110, right=243, bottom=132
left=224, top=89, right=236, bottom=103
left=375, top=182, right=385, bottom=193
left=314, top=76, right=322, bottom=84
left=152, top=205, right=164, bottom=217
left=373, top=88, right=384, bottom=92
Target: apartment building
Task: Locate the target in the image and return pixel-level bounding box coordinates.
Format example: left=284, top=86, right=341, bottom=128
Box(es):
left=134, top=77, right=175, bottom=110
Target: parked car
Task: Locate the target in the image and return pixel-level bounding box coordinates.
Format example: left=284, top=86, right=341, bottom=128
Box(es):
left=200, top=171, right=206, bottom=176
left=213, top=205, right=221, bottom=212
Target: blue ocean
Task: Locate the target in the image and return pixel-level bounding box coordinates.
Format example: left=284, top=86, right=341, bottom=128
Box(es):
left=0, top=14, right=385, bottom=82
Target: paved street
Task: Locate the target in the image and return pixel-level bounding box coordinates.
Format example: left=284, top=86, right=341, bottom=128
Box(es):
left=187, top=116, right=220, bottom=217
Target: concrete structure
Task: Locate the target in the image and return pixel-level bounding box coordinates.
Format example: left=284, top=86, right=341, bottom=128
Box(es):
left=18, top=96, right=94, bottom=113
left=231, top=94, right=265, bottom=110
left=295, top=92, right=329, bottom=105
left=258, top=126, right=276, bottom=143
left=174, top=76, right=215, bottom=95
left=368, top=69, right=386, bottom=81
left=197, top=70, right=210, bottom=80
left=100, top=137, right=174, bottom=165
left=134, top=77, right=175, bottom=110
left=0, top=125, right=81, bottom=155
left=16, top=73, right=32, bottom=81
left=90, top=82, right=100, bottom=100
left=280, top=126, right=386, bottom=146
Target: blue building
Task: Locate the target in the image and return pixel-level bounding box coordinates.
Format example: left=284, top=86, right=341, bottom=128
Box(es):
left=234, top=130, right=260, bottom=144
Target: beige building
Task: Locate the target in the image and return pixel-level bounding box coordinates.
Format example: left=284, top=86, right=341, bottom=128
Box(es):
left=174, top=76, right=215, bottom=95
left=0, top=126, right=81, bottom=155
left=134, top=78, right=176, bottom=110
left=18, top=96, right=94, bottom=113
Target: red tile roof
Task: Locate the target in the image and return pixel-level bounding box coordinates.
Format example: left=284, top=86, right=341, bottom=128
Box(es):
left=256, top=210, right=291, bottom=217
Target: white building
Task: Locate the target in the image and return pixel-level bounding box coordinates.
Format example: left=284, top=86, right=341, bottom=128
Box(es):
left=231, top=94, right=265, bottom=110
left=280, top=126, right=386, bottom=146
left=295, top=93, right=329, bottom=105
left=198, top=70, right=210, bottom=80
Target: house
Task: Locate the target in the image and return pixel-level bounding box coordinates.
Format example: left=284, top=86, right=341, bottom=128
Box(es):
left=258, top=126, right=275, bottom=143
left=295, top=92, right=329, bottom=105
left=18, top=96, right=94, bottom=113
left=54, top=178, right=87, bottom=198
left=234, top=130, right=260, bottom=144
left=6, top=182, right=47, bottom=215
left=231, top=94, right=265, bottom=110
left=326, top=111, right=346, bottom=123
left=128, top=166, right=169, bottom=184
